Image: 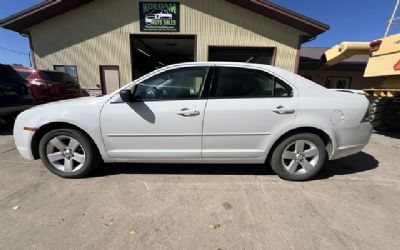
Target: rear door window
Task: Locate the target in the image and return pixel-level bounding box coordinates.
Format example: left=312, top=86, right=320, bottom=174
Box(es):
left=39, top=71, right=77, bottom=84
left=274, top=78, right=293, bottom=97
left=210, top=67, right=293, bottom=98
left=211, top=67, right=274, bottom=98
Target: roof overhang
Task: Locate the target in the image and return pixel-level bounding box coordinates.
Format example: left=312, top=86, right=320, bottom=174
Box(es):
left=0, top=0, right=92, bottom=32
left=227, top=0, right=329, bottom=41
left=1, top=0, right=329, bottom=41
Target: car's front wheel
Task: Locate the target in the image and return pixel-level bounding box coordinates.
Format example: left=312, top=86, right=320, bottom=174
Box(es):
left=269, top=133, right=326, bottom=181
left=38, top=129, right=101, bottom=178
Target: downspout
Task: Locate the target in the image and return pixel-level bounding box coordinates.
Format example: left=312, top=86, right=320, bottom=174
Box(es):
left=20, top=31, right=36, bottom=68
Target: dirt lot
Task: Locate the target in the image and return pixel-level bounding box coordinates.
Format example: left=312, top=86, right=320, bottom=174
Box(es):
left=0, top=122, right=399, bottom=250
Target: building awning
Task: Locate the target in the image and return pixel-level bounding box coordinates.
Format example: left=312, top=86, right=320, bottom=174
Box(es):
left=1, top=0, right=329, bottom=41
left=227, top=0, right=329, bottom=39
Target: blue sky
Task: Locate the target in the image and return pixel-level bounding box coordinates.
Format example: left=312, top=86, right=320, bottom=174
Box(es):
left=0, top=0, right=396, bottom=66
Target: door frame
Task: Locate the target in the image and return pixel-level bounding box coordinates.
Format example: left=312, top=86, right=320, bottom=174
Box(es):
left=99, top=65, right=120, bottom=94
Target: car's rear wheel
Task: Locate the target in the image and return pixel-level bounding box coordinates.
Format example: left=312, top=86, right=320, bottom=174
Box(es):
left=38, top=129, right=100, bottom=178
left=269, top=133, right=326, bottom=181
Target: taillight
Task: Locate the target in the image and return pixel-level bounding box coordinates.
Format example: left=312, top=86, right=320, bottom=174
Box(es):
left=370, top=40, right=382, bottom=52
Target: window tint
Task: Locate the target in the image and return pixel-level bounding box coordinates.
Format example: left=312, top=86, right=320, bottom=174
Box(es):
left=274, top=78, right=292, bottom=97
left=39, top=71, right=77, bottom=84
left=134, top=67, right=208, bottom=101
left=212, top=68, right=274, bottom=98
left=212, top=67, right=292, bottom=98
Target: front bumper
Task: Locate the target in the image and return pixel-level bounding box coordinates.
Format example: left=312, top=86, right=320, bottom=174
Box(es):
left=13, top=117, right=36, bottom=160
left=330, top=122, right=372, bottom=160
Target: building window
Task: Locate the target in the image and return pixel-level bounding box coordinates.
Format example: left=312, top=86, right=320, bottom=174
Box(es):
left=54, top=65, right=79, bottom=81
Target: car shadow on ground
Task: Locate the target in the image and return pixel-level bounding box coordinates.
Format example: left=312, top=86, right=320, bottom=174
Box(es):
left=374, top=131, right=400, bottom=140
left=92, top=151, right=379, bottom=180
left=315, top=152, right=378, bottom=180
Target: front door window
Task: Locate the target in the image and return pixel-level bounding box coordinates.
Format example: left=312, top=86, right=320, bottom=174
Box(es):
left=133, top=67, right=208, bottom=101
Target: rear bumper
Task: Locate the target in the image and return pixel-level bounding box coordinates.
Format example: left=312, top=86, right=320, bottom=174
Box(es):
left=330, top=122, right=372, bottom=160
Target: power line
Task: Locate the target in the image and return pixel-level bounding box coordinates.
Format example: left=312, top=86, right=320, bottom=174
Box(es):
left=0, top=46, right=29, bottom=55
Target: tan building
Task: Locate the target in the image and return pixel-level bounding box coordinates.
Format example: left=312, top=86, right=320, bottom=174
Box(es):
left=299, top=47, right=384, bottom=90
left=1, top=0, right=328, bottom=95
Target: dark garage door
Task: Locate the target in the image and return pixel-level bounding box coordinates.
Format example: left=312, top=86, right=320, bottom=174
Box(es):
left=209, top=46, right=275, bottom=65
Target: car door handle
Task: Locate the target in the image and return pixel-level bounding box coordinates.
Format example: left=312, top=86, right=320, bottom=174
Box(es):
left=272, top=106, right=295, bottom=114
left=176, top=108, right=200, bottom=117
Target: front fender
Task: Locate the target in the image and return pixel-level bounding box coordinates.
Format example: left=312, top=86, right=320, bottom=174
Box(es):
left=14, top=96, right=112, bottom=162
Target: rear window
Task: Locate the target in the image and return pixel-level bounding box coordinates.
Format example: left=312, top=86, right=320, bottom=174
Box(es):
left=0, top=65, right=25, bottom=81
left=39, top=71, right=77, bottom=84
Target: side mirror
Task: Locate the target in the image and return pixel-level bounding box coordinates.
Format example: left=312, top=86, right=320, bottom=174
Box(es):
left=119, top=89, right=133, bottom=102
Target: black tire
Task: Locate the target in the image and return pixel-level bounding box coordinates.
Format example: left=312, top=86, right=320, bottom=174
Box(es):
left=269, top=133, right=326, bottom=181
left=370, top=98, right=400, bottom=132
left=38, top=129, right=101, bottom=178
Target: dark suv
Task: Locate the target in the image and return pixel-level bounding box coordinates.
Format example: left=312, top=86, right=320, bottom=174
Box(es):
left=0, top=64, right=35, bottom=120
left=13, top=66, right=84, bottom=104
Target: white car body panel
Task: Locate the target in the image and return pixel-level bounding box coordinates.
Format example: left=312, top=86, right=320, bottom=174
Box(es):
left=101, top=98, right=206, bottom=159
left=202, top=97, right=297, bottom=160
left=13, top=62, right=372, bottom=166
left=13, top=96, right=111, bottom=161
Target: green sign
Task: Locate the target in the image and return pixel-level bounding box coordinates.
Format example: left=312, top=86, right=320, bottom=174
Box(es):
left=139, top=2, right=180, bottom=32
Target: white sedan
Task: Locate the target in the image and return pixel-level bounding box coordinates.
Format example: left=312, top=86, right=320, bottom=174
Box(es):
left=13, top=62, right=372, bottom=181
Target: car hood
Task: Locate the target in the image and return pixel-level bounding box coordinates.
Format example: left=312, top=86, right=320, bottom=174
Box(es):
left=16, top=95, right=111, bottom=128
left=29, top=96, right=108, bottom=111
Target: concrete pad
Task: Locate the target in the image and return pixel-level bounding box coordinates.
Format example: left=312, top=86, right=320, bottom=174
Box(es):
left=0, top=128, right=399, bottom=250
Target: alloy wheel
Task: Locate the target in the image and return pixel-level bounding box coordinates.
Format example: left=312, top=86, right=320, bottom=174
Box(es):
left=281, top=139, right=320, bottom=175
left=45, top=135, right=86, bottom=173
